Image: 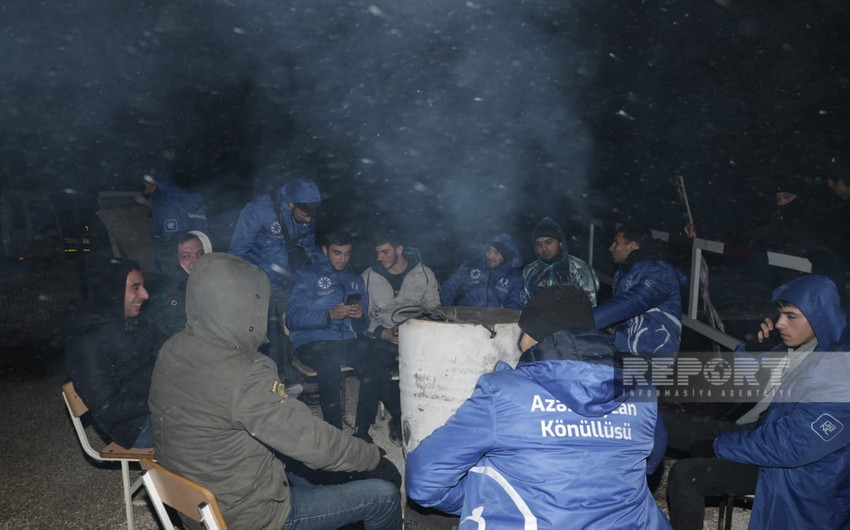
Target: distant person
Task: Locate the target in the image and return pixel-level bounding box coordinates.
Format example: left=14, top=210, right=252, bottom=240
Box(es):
left=593, top=226, right=687, bottom=358
left=285, top=231, right=377, bottom=438
left=406, top=285, right=671, bottom=529
left=522, top=216, right=599, bottom=305
left=142, top=163, right=208, bottom=270
left=229, top=178, right=323, bottom=381
left=667, top=274, right=850, bottom=530
left=362, top=231, right=440, bottom=445
left=145, top=230, right=212, bottom=338
left=64, top=257, right=161, bottom=448
left=744, top=179, right=817, bottom=257
left=440, top=233, right=524, bottom=310
left=149, top=253, right=402, bottom=530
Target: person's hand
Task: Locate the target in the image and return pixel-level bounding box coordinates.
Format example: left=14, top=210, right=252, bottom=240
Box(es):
left=757, top=317, right=776, bottom=343
left=347, top=304, right=363, bottom=319
left=380, top=328, right=399, bottom=345
left=329, top=304, right=350, bottom=320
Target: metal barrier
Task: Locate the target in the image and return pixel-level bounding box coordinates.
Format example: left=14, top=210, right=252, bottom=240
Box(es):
left=581, top=218, right=812, bottom=350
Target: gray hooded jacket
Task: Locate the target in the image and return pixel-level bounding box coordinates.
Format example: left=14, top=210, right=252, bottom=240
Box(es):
left=149, top=253, right=378, bottom=529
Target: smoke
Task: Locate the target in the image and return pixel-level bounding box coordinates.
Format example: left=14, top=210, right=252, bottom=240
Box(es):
left=1, top=0, right=596, bottom=268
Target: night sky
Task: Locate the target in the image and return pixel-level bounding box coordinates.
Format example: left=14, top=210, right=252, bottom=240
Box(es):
left=2, top=0, right=848, bottom=274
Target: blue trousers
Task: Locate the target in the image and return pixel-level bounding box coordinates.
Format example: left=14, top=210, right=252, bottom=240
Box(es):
left=281, top=474, right=402, bottom=530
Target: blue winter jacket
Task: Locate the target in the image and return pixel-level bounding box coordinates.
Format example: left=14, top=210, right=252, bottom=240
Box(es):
left=228, top=179, right=323, bottom=291
left=440, top=234, right=523, bottom=309
left=593, top=255, right=688, bottom=359
left=715, top=274, right=850, bottom=530
left=284, top=256, right=368, bottom=350
left=150, top=180, right=208, bottom=269
left=406, top=329, right=671, bottom=530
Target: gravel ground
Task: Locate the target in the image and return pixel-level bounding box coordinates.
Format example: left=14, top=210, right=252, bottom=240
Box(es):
left=0, top=335, right=749, bottom=530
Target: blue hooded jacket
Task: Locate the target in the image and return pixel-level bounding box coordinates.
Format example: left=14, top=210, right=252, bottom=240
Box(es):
left=406, top=329, right=671, bottom=530
left=228, top=179, right=323, bottom=291
left=593, top=245, right=688, bottom=358
left=284, top=255, right=368, bottom=350
left=715, top=274, right=850, bottom=530
left=440, top=234, right=524, bottom=309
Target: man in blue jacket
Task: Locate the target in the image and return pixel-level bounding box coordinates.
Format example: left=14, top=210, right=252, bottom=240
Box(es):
left=406, top=285, right=671, bottom=530
left=440, top=233, right=523, bottom=309
left=229, top=178, right=323, bottom=379
left=593, top=225, right=687, bottom=359
left=667, top=274, right=850, bottom=529
left=285, top=231, right=379, bottom=439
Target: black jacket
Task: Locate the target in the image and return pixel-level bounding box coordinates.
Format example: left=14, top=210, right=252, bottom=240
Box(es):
left=64, top=257, right=161, bottom=447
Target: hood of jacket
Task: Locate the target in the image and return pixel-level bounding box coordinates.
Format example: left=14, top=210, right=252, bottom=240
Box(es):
left=480, top=233, right=522, bottom=269
left=184, top=253, right=270, bottom=352
left=277, top=178, right=321, bottom=204
left=517, top=328, right=625, bottom=417
left=771, top=274, right=848, bottom=351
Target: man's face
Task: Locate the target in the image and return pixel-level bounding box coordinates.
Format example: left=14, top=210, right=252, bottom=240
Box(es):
left=289, top=203, right=315, bottom=223
left=375, top=243, right=402, bottom=270
left=775, top=192, right=797, bottom=206
left=124, top=270, right=149, bottom=318
left=177, top=238, right=204, bottom=273
left=609, top=231, right=639, bottom=264
left=534, top=237, right=561, bottom=261
left=828, top=178, right=850, bottom=200
left=775, top=303, right=816, bottom=348
left=485, top=246, right=505, bottom=270
left=323, top=243, right=353, bottom=272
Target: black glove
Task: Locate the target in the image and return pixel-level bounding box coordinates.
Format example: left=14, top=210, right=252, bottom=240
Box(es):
left=345, top=457, right=402, bottom=490
left=688, top=439, right=717, bottom=458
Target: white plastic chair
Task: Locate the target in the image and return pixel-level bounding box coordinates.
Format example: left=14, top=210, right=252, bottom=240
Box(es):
left=62, top=381, right=155, bottom=530
left=140, top=458, right=227, bottom=530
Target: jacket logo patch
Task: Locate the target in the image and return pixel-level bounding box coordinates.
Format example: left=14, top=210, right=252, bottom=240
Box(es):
left=271, top=380, right=289, bottom=399
left=164, top=219, right=178, bottom=232
left=170, top=299, right=178, bottom=306
left=318, top=276, right=332, bottom=289
left=270, top=221, right=281, bottom=235
left=498, top=277, right=510, bottom=288
left=470, top=268, right=481, bottom=280
left=811, top=413, right=843, bottom=442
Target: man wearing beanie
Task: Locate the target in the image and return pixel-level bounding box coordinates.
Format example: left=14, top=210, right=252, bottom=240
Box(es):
left=440, top=233, right=524, bottom=309
left=406, top=285, right=670, bottom=529
left=522, top=216, right=599, bottom=305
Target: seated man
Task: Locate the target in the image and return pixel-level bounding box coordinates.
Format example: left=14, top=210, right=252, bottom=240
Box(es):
left=285, top=231, right=375, bottom=437
left=667, top=274, right=850, bottom=530
left=406, top=285, right=671, bottom=529
left=64, top=257, right=160, bottom=448
left=149, top=252, right=401, bottom=530
left=593, top=226, right=687, bottom=359
left=522, top=216, right=599, bottom=305
left=145, top=230, right=212, bottom=338
left=440, top=233, right=524, bottom=309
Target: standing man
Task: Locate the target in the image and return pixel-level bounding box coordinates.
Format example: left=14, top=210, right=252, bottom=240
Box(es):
left=285, top=231, right=376, bottom=438
left=440, top=233, right=524, bottom=309
left=362, top=232, right=440, bottom=445
left=229, top=178, right=323, bottom=380
left=667, top=274, right=850, bottom=530
left=149, top=253, right=401, bottom=530
left=522, top=216, right=599, bottom=305
left=593, top=226, right=687, bottom=358
left=64, top=257, right=161, bottom=448
left=143, top=163, right=208, bottom=271
left=406, top=286, right=671, bottom=529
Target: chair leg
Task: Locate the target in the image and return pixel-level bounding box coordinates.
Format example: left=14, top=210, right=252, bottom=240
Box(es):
left=724, top=496, right=734, bottom=530
left=122, top=460, right=136, bottom=530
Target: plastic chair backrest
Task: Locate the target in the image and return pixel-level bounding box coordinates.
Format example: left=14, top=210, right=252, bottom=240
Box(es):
left=140, top=459, right=227, bottom=530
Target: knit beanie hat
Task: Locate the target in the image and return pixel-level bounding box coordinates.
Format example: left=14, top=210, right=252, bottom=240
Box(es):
left=518, top=285, right=594, bottom=341
left=489, top=241, right=514, bottom=263
left=532, top=218, right=564, bottom=242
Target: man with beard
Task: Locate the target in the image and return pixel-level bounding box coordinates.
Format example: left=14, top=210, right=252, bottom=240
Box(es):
left=441, top=233, right=524, bottom=309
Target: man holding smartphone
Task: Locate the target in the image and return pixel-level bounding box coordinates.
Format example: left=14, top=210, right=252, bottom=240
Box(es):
left=285, top=231, right=377, bottom=437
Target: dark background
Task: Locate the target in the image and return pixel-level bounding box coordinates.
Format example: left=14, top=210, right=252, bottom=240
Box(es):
left=2, top=0, right=848, bottom=276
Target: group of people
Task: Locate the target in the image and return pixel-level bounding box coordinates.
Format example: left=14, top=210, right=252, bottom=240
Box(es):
left=62, top=168, right=850, bottom=529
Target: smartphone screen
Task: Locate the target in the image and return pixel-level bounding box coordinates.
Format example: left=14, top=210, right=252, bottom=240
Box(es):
left=345, top=293, right=362, bottom=305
